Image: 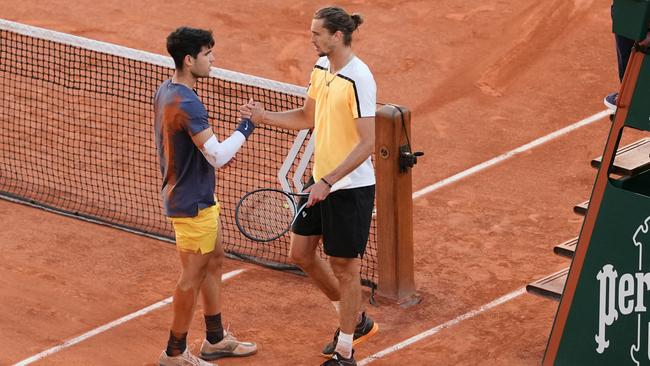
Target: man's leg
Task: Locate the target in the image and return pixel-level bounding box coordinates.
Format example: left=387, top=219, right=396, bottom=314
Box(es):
left=605, top=3, right=637, bottom=111
left=199, top=218, right=257, bottom=360
left=289, top=233, right=340, bottom=301
left=320, top=185, right=378, bottom=361
left=166, top=249, right=212, bottom=356
left=329, top=257, right=361, bottom=335
left=289, top=177, right=341, bottom=302
left=319, top=257, right=361, bottom=362
left=616, top=33, right=636, bottom=82
left=160, top=205, right=224, bottom=365
left=612, top=4, right=636, bottom=82
left=200, top=218, right=225, bottom=343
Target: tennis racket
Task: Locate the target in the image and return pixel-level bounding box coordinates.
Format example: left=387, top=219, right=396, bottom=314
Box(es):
left=235, top=188, right=309, bottom=242
left=235, top=177, right=353, bottom=242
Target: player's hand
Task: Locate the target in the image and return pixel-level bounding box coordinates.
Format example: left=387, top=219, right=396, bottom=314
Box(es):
left=249, top=101, right=266, bottom=124
left=303, top=180, right=330, bottom=207
left=640, top=32, right=650, bottom=48
left=239, top=98, right=267, bottom=124
left=239, top=98, right=253, bottom=119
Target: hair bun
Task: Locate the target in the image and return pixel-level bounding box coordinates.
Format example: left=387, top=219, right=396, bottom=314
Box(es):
left=351, top=14, right=364, bottom=29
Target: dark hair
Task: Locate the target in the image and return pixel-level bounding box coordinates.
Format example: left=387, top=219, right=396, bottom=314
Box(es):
left=166, top=26, right=215, bottom=70
left=314, top=7, right=364, bottom=46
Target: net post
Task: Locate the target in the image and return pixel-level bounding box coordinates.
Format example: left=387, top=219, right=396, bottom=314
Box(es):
left=374, top=104, right=416, bottom=303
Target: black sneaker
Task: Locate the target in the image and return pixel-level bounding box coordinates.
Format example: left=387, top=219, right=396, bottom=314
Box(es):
left=320, top=351, right=356, bottom=366
left=321, top=312, right=379, bottom=357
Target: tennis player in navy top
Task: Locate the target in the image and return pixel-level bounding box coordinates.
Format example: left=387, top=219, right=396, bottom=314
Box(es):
left=154, top=26, right=257, bottom=366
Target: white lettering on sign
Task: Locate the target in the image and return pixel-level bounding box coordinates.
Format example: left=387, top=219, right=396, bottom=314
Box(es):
left=595, top=264, right=617, bottom=353
left=594, top=216, right=650, bottom=365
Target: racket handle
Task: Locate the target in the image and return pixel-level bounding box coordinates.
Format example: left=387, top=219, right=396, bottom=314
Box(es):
left=291, top=201, right=309, bottom=227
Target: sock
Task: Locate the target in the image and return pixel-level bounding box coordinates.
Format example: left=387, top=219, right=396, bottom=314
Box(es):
left=166, top=330, right=187, bottom=357
left=205, top=313, right=224, bottom=344
left=334, top=331, right=353, bottom=359
left=332, top=301, right=341, bottom=315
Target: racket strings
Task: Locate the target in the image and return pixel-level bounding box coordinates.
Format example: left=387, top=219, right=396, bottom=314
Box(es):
left=237, top=191, right=296, bottom=241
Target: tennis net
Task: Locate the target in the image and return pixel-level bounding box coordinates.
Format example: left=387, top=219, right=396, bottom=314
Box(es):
left=0, top=19, right=378, bottom=288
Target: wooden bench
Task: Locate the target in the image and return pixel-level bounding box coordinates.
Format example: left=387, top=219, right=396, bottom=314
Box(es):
left=526, top=268, right=569, bottom=300
left=591, top=138, right=650, bottom=176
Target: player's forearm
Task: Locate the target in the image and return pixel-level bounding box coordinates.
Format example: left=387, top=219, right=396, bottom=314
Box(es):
left=262, top=108, right=313, bottom=131
left=322, top=139, right=375, bottom=184
left=200, top=132, right=245, bottom=168
left=198, top=119, right=254, bottom=169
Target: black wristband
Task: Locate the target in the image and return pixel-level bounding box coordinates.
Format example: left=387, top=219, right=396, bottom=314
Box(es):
left=236, top=118, right=255, bottom=139
left=320, top=177, right=332, bottom=188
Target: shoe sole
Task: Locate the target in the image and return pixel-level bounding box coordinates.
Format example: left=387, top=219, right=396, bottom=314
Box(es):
left=200, top=349, right=258, bottom=361
left=603, top=96, right=617, bottom=112
left=321, top=322, right=379, bottom=358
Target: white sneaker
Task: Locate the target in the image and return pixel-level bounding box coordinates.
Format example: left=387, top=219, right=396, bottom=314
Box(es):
left=199, top=330, right=257, bottom=360
left=159, top=347, right=216, bottom=366
left=604, top=92, right=618, bottom=112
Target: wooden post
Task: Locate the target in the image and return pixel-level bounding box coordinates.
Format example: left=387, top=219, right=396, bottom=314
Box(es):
left=375, top=104, right=416, bottom=302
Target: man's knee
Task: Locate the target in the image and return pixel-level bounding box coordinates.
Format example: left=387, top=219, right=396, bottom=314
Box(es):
left=288, top=234, right=319, bottom=267
left=288, top=246, right=314, bottom=268
left=178, top=258, right=210, bottom=291
left=177, top=270, right=207, bottom=292
left=330, top=258, right=359, bottom=283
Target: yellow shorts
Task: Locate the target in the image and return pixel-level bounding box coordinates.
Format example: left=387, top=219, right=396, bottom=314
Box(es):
left=170, top=202, right=221, bottom=254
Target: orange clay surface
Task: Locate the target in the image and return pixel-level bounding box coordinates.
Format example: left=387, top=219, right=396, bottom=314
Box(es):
left=0, top=0, right=629, bottom=365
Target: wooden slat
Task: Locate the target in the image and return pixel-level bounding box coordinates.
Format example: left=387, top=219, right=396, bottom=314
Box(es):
left=573, top=200, right=588, bottom=216
left=526, top=268, right=569, bottom=301
left=553, top=237, right=578, bottom=258
left=591, top=138, right=650, bottom=176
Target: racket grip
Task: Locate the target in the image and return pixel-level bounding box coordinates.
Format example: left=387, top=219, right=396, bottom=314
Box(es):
left=236, top=118, right=256, bottom=139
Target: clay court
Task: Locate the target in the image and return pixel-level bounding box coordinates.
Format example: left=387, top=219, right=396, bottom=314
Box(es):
left=0, top=0, right=625, bottom=364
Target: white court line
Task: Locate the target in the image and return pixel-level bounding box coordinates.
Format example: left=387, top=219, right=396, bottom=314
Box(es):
left=12, top=269, right=247, bottom=366
left=412, top=110, right=611, bottom=199
left=358, top=288, right=527, bottom=365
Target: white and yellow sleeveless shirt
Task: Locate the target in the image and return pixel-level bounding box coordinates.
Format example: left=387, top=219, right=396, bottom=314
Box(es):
left=307, top=56, right=377, bottom=188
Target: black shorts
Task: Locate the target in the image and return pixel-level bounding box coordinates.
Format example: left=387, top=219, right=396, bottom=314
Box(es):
left=291, top=178, right=375, bottom=258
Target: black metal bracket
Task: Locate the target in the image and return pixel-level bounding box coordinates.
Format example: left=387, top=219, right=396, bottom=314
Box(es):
left=389, top=104, right=424, bottom=173
left=399, top=145, right=424, bottom=173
